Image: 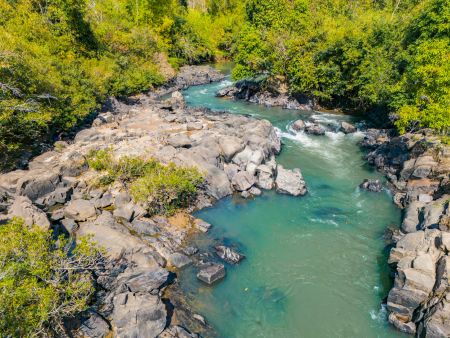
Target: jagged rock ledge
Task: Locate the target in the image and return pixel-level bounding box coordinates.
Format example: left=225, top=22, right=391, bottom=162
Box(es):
left=362, top=129, right=450, bottom=337
left=0, top=66, right=307, bottom=338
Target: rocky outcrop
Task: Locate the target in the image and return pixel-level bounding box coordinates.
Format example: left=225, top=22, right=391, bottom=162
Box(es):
left=363, top=130, right=450, bottom=336
left=216, top=76, right=314, bottom=110
left=158, top=65, right=224, bottom=95
left=0, top=68, right=308, bottom=337
left=359, top=179, right=383, bottom=192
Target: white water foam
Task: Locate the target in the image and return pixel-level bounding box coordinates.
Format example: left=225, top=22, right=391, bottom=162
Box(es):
left=370, top=304, right=389, bottom=324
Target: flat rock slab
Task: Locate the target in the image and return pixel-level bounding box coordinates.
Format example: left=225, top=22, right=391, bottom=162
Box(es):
left=197, top=264, right=226, bottom=285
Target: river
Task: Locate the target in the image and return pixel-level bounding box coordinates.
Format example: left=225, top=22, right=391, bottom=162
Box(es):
left=178, top=67, right=407, bottom=338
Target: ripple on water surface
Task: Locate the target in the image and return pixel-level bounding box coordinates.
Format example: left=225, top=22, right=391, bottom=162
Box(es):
left=180, top=76, right=407, bottom=338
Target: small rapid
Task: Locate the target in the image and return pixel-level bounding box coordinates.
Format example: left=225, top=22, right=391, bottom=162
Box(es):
left=179, top=71, right=407, bottom=338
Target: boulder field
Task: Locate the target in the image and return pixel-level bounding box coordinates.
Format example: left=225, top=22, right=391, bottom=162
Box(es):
left=0, top=66, right=308, bottom=337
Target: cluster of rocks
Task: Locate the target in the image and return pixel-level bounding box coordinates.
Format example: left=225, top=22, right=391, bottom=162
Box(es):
left=0, top=66, right=308, bottom=337
left=362, top=130, right=450, bottom=336
left=291, top=118, right=357, bottom=136
left=216, top=77, right=314, bottom=111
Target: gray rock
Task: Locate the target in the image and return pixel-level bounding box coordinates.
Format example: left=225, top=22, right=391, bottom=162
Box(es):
left=169, top=253, right=192, bottom=269
left=131, top=218, right=160, bottom=236
left=60, top=218, right=77, bottom=233
left=401, top=202, right=424, bottom=233
left=340, top=121, right=357, bottom=134
left=215, top=246, right=245, bottom=264
left=113, top=203, right=135, bottom=222
left=124, top=268, right=170, bottom=293
left=232, top=171, right=256, bottom=191
left=113, top=292, right=166, bottom=338
left=8, top=196, right=51, bottom=229
left=114, top=192, right=131, bottom=208
left=197, top=264, right=226, bottom=285
left=241, top=190, right=251, bottom=199
left=16, top=171, right=60, bottom=201
left=249, top=186, right=262, bottom=196
left=93, top=192, right=113, bottom=209
left=159, top=326, right=199, bottom=338
left=59, top=151, right=88, bottom=177
left=64, top=199, right=96, bottom=221
left=79, top=312, right=110, bottom=338
left=292, top=119, right=306, bottom=131
left=187, top=122, right=203, bottom=131
left=256, top=164, right=274, bottom=190
left=194, top=219, right=212, bottom=233
left=275, top=165, right=307, bottom=196
left=359, top=179, right=382, bottom=192
left=219, top=137, right=245, bottom=161
left=305, top=124, right=325, bottom=135
left=35, top=186, right=72, bottom=207
left=167, top=133, right=192, bottom=148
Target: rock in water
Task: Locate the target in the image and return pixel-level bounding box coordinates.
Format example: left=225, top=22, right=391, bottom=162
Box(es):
left=292, top=119, right=306, bottom=131
left=215, top=246, right=245, bottom=264
left=275, top=165, right=307, bottom=196
left=359, top=179, right=383, bottom=192
left=340, top=121, right=357, bottom=134
left=197, top=264, right=226, bottom=285
left=305, top=124, right=325, bottom=135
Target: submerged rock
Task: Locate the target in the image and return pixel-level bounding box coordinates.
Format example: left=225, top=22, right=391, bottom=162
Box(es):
left=197, top=264, right=226, bottom=285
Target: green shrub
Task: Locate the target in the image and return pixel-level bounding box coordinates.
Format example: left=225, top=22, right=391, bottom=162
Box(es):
left=86, top=148, right=113, bottom=171
left=0, top=218, right=103, bottom=337
left=130, top=162, right=203, bottom=215
left=87, top=151, right=204, bottom=215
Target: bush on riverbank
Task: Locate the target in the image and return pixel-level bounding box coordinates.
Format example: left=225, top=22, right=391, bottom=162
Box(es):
left=232, top=0, right=449, bottom=134
left=0, top=0, right=243, bottom=171
left=87, top=149, right=204, bottom=215
left=0, top=218, right=103, bottom=337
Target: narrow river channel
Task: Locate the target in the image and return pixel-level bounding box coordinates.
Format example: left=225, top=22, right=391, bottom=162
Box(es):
left=179, top=66, right=407, bottom=338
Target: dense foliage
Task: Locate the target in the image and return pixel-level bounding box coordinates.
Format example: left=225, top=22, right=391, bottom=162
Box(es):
left=0, top=0, right=243, bottom=171
left=232, top=0, right=449, bottom=133
left=87, top=149, right=204, bottom=215
left=0, top=218, right=103, bottom=337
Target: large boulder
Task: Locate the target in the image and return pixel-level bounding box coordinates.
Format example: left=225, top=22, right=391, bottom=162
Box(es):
left=218, top=136, right=245, bottom=161
left=8, top=196, right=51, bottom=229
left=339, top=121, right=357, bottom=134
left=305, top=124, right=325, bottom=135
left=231, top=171, right=256, bottom=192
left=275, top=165, right=307, bottom=196
left=112, top=292, right=167, bottom=338
left=64, top=199, right=96, bottom=221
left=292, top=119, right=306, bottom=131
left=16, top=171, right=60, bottom=201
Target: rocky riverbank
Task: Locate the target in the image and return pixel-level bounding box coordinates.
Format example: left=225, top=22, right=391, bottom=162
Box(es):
left=0, top=66, right=308, bottom=337
left=216, top=76, right=315, bottom=111
left=361, top=130, right=450, bottom=337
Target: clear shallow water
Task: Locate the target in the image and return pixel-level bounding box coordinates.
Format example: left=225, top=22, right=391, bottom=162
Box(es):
left=180, top=73, right=406, bottom=338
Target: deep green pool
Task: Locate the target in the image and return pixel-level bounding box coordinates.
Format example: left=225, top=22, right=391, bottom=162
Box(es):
left=179, top=71, right=406, bottom=338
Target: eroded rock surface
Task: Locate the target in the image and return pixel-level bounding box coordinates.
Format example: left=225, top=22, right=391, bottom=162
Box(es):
left=363, top=131, right=450, bottom=336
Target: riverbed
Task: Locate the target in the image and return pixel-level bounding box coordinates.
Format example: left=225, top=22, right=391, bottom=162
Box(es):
left=179, top=70, right=407, bottom=338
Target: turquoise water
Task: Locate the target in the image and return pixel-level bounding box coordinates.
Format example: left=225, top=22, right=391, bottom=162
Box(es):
left=179, top=72, right=406, bottom=338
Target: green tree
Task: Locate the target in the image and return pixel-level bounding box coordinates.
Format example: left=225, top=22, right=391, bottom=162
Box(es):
left=0, top=218, right=103, bottom=337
